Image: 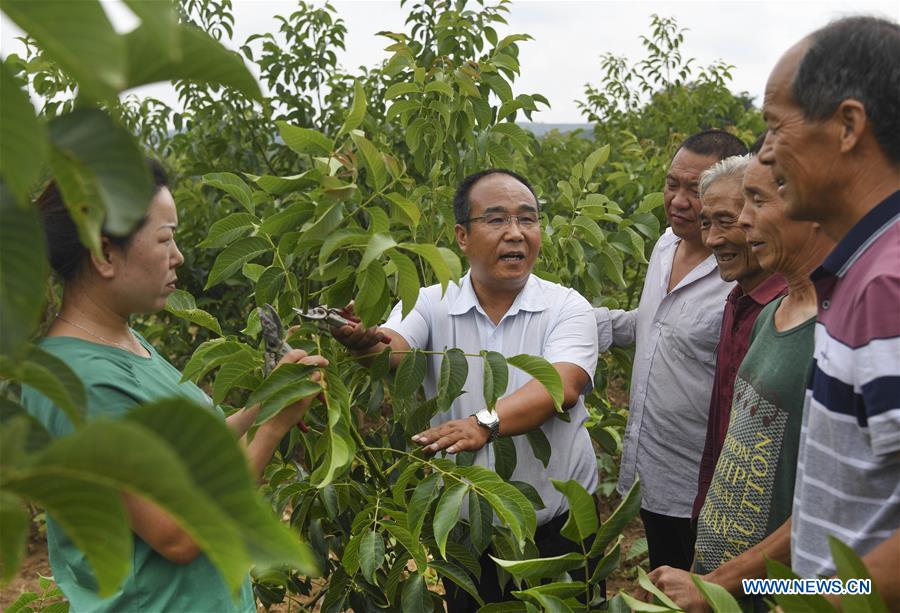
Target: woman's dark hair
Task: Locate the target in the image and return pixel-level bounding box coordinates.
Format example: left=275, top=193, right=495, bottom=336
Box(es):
left=37, top=158, right=170, bottom=281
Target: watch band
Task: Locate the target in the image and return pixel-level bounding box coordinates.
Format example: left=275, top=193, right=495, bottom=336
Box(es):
left=472, top=408, right=500, bottom=443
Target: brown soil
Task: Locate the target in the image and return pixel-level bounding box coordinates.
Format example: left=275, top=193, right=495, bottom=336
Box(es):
left=1, top=530, right=53, bottom=610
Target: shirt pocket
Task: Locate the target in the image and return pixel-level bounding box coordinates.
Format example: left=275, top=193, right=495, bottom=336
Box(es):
left=666, top=306, right=722, bottom=365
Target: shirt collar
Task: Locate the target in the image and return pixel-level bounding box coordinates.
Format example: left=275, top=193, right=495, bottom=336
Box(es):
left=448, top=271, right=549, bottom=318
left=812, top=190, right=900, bottom=281
left=745, top=273, right=788, bottom=305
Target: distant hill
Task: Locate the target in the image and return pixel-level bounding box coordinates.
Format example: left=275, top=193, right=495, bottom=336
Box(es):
left=518, top=123, right=593, bottom=137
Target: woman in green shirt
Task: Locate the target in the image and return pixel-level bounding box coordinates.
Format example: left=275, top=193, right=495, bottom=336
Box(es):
left=23, top=159, right=325, bottom=612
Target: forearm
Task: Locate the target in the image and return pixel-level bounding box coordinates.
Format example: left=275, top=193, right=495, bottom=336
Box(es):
left=849, top=529, right=899, bottom=609
left=225, top=404, right=261, bottom=437
left=244, top=421, right=290, bottom=479
left=706, top=517, right=792, bottom=594
left=124, top=494, right=200, bottom=564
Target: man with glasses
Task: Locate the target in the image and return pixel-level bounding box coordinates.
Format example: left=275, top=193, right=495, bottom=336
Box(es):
left=596, top=130, right=748, bottom=571
left=333, top=169, right=599, bottom=610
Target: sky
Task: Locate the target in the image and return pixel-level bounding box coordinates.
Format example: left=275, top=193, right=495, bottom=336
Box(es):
left=2, top=1, right=898, bottom=123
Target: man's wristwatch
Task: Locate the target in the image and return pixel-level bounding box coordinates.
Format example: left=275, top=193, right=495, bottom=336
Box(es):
left=471, top=408, right=500, bottom=443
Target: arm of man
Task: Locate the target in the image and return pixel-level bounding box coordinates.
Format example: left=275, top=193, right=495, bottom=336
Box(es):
left=412, top=361, right=591, bottom=453
left=644, top=517, right=792, bottom=611
left=596, top=307, right=638, bottom=351
left=825, top=527, right=900, bottom=609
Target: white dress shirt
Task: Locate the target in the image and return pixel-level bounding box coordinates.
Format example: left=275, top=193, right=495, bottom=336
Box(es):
left=596, top=229, right=734, bottom=517
left=384, top=272, right=599, bottom=526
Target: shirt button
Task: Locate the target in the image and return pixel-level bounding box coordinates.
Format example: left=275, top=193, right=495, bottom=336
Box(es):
left=822, top=300, right=831, bottom=310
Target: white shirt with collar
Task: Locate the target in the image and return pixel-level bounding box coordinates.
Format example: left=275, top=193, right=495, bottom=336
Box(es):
left=383, top=271, right=599, bottom=526
left=596, top=228, right=734, bottom=517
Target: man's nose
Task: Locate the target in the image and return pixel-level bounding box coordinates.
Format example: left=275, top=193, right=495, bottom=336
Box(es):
left=704, top=226, right=725, bottom=249
left=738, top=206, right=754, bottom=231
left=503, top=218, right=525, bottom=239
left=671, top=190, right=693, bottom=209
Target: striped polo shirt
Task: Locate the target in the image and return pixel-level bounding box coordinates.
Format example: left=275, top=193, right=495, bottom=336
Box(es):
left=791, top=190, right=900, bottom=577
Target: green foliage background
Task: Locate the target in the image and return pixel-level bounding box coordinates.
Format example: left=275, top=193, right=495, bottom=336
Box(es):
left=8, top=2, right=884, bottom=613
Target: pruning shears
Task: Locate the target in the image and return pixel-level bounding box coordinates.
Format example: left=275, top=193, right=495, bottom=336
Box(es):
left=293, top=305, right=355, bottom=329
left=257, top=303, right=311, bottom=432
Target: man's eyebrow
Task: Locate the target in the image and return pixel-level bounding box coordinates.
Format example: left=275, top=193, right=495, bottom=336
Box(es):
left=158, top=223, right=178, bottom=230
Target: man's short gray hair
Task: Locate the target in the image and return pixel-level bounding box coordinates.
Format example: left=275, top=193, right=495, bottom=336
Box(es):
left=698, top=154, right=751, bottom=199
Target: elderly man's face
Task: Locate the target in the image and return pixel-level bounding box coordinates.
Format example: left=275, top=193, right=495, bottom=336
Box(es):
left=664, top=148, right=721, bottom=243
left=455, top=173, right=541, bottom=292
left=700, top=176, right=764, bottom=286
left=739, top=157, right=819, bottom=274
left=759, top=41, right=840, bottom=222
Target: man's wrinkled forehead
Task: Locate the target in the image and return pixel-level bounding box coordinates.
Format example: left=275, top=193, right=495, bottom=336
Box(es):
left=764, top=39, right=810, bottom=113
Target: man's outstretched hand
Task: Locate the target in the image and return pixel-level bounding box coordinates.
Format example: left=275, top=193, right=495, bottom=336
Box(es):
left=330, top=304, right=392, bottom=352
left=412, top=417, right=491, bottom=454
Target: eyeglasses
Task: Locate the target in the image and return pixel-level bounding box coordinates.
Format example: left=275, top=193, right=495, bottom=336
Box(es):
left=459, top=212, right=540, bottom=229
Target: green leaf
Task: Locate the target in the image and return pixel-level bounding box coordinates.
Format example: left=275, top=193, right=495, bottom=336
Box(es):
left=310, top=371, right=356, bottom=488
left=0, top=493, right=28, bottom=583
left=468, top=491, right=493, bottom=554
left=394, top=350, right=427, bottom=399
left=398, top=243, right=451, bottom=293
left=351, top=134, right=387, bottom=192
left=388, top=250, right=420, bottom=319
left=212, top=354, right=260, bottom=405
left=359, top=530, right=385, bottom=584
left=246, top=363, right=322, bottom=424
left=552, top=480, right=598, bottom=543
left=383, top=522, right=427, bottom=571
left=181, top=339, right=255, bottom=383
left=164, top=290, right=222, bottom=336
left=431, top=560, right=484, bottom=606
left=600, top=246, right=626, bottom=288
left=385, top=192, right=421, bottom=229
left=433, top=481, right=467, bottom=559
left=125, top=400, right=316, bottom=574
left=525, top=429, right=551, bottom=468
left=572, top=215, right=607, bottom=252
left=277, top=122, right=333, bottom=156
left=2, top=0, right=124, bottom=100
left=401, top=572, right=429, bottom=613
left=590, top=538, right=621, bottom=583
left=616, top=593, right=678, bottom=612
left=589, top=478, right=641, bottom=557
left=492, top=122, right=532, bottom=155
left=385, top=82, right=420, bottom=99
left=407, top=472, right=441, bottom=541
left=829, top=535, right=889, bottom=613
left=259, top=202, right=314, bottom=238
left=205, top=236, right=270, bottom=289
left=583, top=144, right=611, bottom=179
left=121, top=0, right=179, bottom=61
left=355, top=261, right=390, bottom=329
left=203, top=172, right=254, bottom=214
left=638, top=192, right=665, bottom=213
left=493, top=436, right=517, bottom=481
left=636, top=567, right=680, bottom=609
left=47, top=108, right=153, bottom=237
left=341, top=530, right=362, bottom=577
left=359, top=233, right=397, bottom=271
left=338, top=80, right=367, bottom=138
left=0, top=62, right=45, bottom=205
left=481, top=350, right=509, bottom=410
left=246, top=172, right=315, bottom=196
left=490, top=552, right=584, bottom=581
left=198, top=212, right=258, bottom=249
left=438, top=348, right=469, bottom=412
left=690, top=574, right=743, bottom=613
left=4, top=415, right=251, bottom=595
left=506, top=354, right=564, bottom=412
left=255, top=266, right=286, bottom=308
left=438, top=247, right=463, bottom=282
left=764, top=558, right=834, bottom=613
left=123, top=22, right=261, bottom=99
left=0, top=189, right=49, bottom=355
left=0, top=346, right=85, bottom=428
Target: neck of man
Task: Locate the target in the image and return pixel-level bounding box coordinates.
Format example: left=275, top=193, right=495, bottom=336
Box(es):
left=775, top=238, right=833, bottom=331
left=736, top=268, right=773, bottom=296
left=820, top=158, right=900, bottom=242
left=470, top=274, right=527, bottom=326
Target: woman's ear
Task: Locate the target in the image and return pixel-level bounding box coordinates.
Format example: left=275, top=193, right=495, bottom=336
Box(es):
left=89, top=236, right=117, bottom=279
